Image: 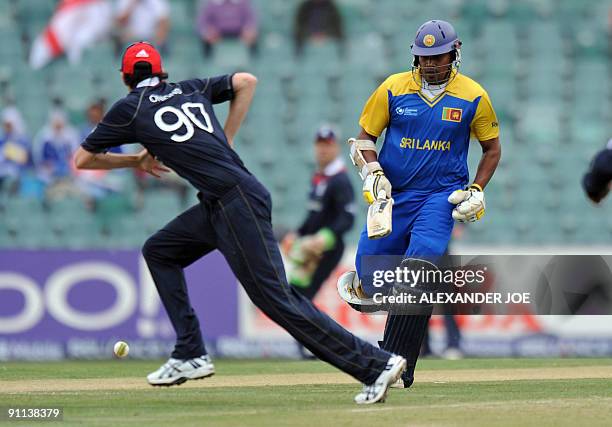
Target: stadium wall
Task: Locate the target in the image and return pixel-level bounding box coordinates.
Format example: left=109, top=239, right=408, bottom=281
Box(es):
left=1, top=248, right=612, bottom=360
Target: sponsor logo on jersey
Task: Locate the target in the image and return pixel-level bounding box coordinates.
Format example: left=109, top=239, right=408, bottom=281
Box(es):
left=442, top=107, right=462, bottom=122
left=396, top=107, right=418, bottom=116
left=149, top=87, right=183, bottom=103
left=400, top=137, right=451, bottom=151
left=423, top=34, right=436, bottom=47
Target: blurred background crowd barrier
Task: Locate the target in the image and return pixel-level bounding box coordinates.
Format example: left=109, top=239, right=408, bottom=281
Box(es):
left=0, top=0, right=611, bottom=360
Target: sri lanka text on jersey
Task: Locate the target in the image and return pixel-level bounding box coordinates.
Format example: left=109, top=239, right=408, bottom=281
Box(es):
left=399, top=138, right=451, bottom=151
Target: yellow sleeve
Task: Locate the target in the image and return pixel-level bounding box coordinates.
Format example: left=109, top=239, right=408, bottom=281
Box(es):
left=470, top=90, right=499, bottom=141
left=358, top=82, right=390, bottom=137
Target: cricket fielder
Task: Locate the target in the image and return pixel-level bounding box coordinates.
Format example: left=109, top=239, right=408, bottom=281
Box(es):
left=74, top=42, right=405, bottom=404
left=337, top=20, right=501, bottom=388
left=583, top=138, right=612, bottom=204
left=283, top=125, right=355, bottom=299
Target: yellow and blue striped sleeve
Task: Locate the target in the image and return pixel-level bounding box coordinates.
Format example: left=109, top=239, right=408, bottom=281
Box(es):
left=359, top=82, right=390, bottom=137
left=471, top=90, right=499, bottom=142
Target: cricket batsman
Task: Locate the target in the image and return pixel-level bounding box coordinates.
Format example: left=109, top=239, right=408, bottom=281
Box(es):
left=74, top=41, right=406, bottom=404
left=337, top=20, right=501, bottom=388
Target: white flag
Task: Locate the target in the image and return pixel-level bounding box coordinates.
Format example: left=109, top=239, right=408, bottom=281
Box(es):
left=29, top=0, right=113, bottom=69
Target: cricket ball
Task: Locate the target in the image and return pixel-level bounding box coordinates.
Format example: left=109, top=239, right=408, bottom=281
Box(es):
left=113, top=341, right=130, bottom=358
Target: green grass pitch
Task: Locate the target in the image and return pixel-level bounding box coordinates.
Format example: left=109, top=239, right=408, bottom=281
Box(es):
left=1, top=358, right=611, bottom=426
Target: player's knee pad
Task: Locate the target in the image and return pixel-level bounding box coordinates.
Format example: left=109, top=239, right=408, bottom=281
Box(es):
left=389, top=258, right=440, bottom=315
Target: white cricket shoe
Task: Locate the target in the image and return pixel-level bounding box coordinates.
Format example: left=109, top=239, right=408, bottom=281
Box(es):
left=354, top=355, right=407, bottom=404
left=442, top=348, right=464, bottom=360
left=336, top=271, right=381, bottom=313
left=147, top=355, right=215, bottom=386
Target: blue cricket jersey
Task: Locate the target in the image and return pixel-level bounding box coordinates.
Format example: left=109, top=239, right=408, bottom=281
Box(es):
left=359, top=71, right=499, bottom=193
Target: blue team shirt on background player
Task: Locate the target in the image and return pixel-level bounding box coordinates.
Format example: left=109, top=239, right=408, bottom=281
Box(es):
left=81, top=74, right=253, bottom=199
left=359, top=70, right=499, bottom=193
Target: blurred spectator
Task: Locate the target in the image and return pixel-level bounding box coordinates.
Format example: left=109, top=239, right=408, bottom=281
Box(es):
left=197, top=0, right=258, bottom=58
left=33, top=110, right=80, bottom=200
left=80, top=99, right=106, bottom=138
left=80, top=99, right=120, bottom=152
left=115, top=0, right=170, bottom=53
left=0, top=107, right=31, bottom=195
left=75, top=99, right=126, bottom=209
left=293, top=0, right=345, bottom=56
left=29, top=0, right=113, bottom=69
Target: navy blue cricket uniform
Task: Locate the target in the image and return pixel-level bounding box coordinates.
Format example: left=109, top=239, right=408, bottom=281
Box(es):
left=82, top=75, right=390, bottom=384
left=293, top=161, right=354, bottom=299
left=583, top=140, right=612, bottom=201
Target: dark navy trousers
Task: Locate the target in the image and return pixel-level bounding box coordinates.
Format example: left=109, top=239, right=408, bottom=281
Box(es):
left=142, top=176, right=390, bottom=384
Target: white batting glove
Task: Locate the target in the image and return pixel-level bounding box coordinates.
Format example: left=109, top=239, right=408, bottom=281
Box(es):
left=362, top=165, right=392, bottom=204
left=448, top=184, right=486, bottom=223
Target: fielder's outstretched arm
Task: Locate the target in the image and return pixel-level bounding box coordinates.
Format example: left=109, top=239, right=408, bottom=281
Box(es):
left=471, top=137, right=501, bottom=190
left=74, top=147, right=170, bottom=178
left=224, top=72, right=258, bottom=147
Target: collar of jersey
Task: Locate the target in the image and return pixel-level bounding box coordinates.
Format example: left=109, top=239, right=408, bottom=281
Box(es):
left=321, top=157, right=345, bottom=176
left=136, top=77, right=161, bottom=88
left=409, top=70, right=461, bottom=108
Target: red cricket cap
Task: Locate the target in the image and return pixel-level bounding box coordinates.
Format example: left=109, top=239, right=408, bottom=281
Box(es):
left=120, top=42, right=164, bottom=74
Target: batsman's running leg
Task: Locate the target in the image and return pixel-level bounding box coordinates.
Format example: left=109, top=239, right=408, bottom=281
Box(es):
left=380, top=190, right=455, bottom=387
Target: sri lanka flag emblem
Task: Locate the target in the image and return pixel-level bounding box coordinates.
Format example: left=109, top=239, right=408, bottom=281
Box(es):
left=442, top=107, right=462, bottom=122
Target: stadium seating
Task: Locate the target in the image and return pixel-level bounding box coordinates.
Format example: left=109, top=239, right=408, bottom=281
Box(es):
left=0, top=0, right=610, bottom=247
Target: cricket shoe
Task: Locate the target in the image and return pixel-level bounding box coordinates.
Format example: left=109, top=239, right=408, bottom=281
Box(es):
left=442, top=347, right=464, bottom=360
left=354, top=355, right=407, bottom=404
left=336, top=271, right=381, bottom=313
left=147, top=355, right=215, bottom=386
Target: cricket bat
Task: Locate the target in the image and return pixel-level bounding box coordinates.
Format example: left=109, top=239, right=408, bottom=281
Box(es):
left=367, top=190, right=393, bottom=239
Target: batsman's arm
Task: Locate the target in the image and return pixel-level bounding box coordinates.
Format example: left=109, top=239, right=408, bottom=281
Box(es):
left=471, top=137, right=501, bottom=189
left=358, top=128, right=378, bottom=163
left=349, top=128, right=392, bottom=204
left=224, top=72, right=257, bottom=147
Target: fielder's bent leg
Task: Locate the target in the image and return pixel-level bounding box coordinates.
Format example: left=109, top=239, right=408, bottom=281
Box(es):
left=214, top=178, right=391, bottom=385
left=142, top=203, right=216, bottom=359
